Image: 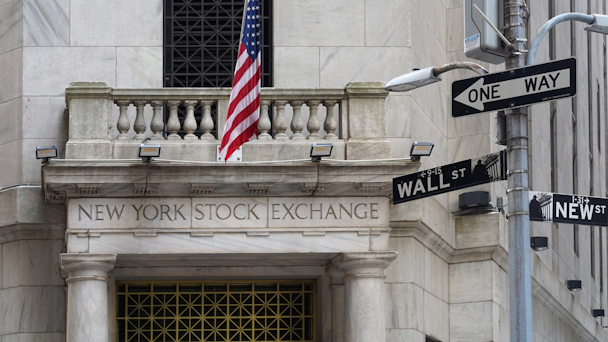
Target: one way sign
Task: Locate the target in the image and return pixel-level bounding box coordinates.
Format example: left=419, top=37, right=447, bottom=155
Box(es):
left=452, top=58, right=576, bottom=117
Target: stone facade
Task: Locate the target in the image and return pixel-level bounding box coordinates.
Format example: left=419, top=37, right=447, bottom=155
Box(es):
left=1, top=0, right=608, bottom=342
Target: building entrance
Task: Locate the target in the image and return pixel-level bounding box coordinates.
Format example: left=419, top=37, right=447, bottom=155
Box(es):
left=116, top=280, right=315, bottom=342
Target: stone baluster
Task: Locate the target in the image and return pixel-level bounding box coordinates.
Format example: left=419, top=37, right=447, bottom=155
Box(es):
left=150, top=100, right=164, bottom=140
left=183, top=100, right=198, bottom=141
left=257, top=100, right=272, bottom=140
left=200, top=100, right=215, bottom=140
left=166, top=100, right=181, bottom=140
left=332, top=252, right=397, bottom=342
left=323, top=100, right=338, bottom=140
left=133, top=100, right=147, bottom=141
left=306, top=100, right=321, bottom=140
left=61, top=253, right=117, bottom=342
left=274, top=100, right=288, bottom=140
left=116, top=100, right=131, bottom=140
left=290, top=100, right=305, bottom=140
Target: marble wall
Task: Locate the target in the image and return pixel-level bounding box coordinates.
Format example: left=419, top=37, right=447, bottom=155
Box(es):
left=0, top=0, right=607, bottom=341
left=0, top=187, right=66, bottom=341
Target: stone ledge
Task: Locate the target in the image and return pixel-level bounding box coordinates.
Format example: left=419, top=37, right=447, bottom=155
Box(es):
left=42, top=161, right=417, bottom=201
left=0, top=187, right=65, bottom=226
left=531, top=252, right=608, bottom=342
left=0, top=224, right=66, bottom=244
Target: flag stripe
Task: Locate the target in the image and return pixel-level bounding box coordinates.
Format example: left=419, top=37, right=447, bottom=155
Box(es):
left=223, top=56, right=261, bottom=133
left=222, top=64, right=261, bottom=136
left=220, top=80, right=261, bottom=156
left=219, top=0, right=262, bottom=161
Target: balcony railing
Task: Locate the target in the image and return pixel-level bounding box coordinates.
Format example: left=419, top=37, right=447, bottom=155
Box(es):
left=64, top=82, right=390, bottom=161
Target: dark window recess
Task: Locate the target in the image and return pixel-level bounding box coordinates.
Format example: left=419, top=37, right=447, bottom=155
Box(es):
left=163, top=0, right=273, bottom=138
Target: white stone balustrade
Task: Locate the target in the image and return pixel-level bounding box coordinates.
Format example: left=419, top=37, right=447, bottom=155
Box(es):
left=65, top=82, right=390, bottom=161
left=109, top=88, right=348, bottom=142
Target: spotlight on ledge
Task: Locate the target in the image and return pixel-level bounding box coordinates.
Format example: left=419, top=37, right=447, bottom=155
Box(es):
left=139, top=142, right=161, bottom=162
left=36, top=145, right=58, bottom=162
left=592, top=309, right=605, bottom=317
left=310, top=142, right=333, bottom=162
left=566, top=280, right=582, bottom=291
left=410, top=141, right=434, bottom=161
left=530, top=236, right=549, bottom=251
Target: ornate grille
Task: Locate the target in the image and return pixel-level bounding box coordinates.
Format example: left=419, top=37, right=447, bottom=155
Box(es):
left=163, top=0, right=273, bottom=88
left=116, top=280, right=315, bottom=342
left=163, top=0, right=273, bottom=138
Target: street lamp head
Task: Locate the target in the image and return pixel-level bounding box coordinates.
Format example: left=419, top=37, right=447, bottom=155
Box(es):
left=584, top=14, right=608, bottom=34
left=384, top=67, right=442, bottom=92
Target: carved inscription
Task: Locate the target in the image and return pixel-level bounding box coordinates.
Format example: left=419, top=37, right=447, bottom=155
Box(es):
left=267, top=198, right=387, bottom=228
left=68, top=197, right=389, bottom=230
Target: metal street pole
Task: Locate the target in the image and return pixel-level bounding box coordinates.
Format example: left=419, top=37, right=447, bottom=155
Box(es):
left=504, top=0, right=533, bottom=341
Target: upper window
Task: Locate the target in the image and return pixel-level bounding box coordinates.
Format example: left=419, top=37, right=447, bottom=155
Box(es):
left=163, top=0, right=273, bottom=88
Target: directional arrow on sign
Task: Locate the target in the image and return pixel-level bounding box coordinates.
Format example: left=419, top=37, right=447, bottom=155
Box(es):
left=454, top=69, right=571, bottom=111
left=452, top=58, right=577, bottom=117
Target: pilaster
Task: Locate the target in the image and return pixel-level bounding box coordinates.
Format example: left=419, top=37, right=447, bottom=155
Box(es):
left=61, top=253, right=117, bottom=342
left=332, top=251, right=397, bottom=342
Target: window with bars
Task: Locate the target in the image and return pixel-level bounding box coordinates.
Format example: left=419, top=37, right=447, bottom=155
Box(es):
left=164, top=0, right=272, bottom=88
left=116, top=280, right=315, bottom=342
left=163, top=0, right=273, bottom=138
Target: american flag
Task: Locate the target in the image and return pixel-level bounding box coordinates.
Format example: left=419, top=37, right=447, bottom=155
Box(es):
left=219, top=0, right=261, bottom=161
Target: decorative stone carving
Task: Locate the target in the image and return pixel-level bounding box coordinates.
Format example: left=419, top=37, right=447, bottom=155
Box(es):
left=355, top=182, right=387, bottom=192
left=189, top=183, right=218, bottom=194
left=332, top=252, right=397, bottom=342
left=323, top=100, right=338, bottom=140
left=132, top=183, right=159, bottom=194
left=258, top=100, right=272, bottom=140
left=200, top=100, right=215, bottom=140
left=46, top=190, right=66, bottom=203
left=300, top=182, right=326, bottom=193
left=115, top=100, right=131, bottom=140
left=166, top=100, right=182, bottom=140
left=306, top=100, right=321, bottom=140
left=183, top=100, right=198, bottom=141
left=74, top=183, right=103, bottom=194
left=244, top=183, right=274, bottom=194
left=273, top=100, right=288, bottom=140
left=132, top=100, right=147, bottom=141
left=61, top=253, right=117, bottom=342
left=150, top=100, right=165, bottom=140
left=290, top=100, right=305, bottom=140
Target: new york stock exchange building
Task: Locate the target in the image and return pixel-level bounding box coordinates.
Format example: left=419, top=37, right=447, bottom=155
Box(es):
left=2, top=0, right=608, bottom=342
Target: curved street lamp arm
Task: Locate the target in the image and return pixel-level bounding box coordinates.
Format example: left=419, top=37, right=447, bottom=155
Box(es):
left=527, top=13, right=594, bottom=65
left=432, top=62, right=489, bottom=76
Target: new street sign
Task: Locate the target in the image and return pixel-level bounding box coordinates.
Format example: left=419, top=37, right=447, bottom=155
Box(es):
left=393, top=150, right=507, bottom=204
left=452, top=58, right=577, bottom=117
left=529, top=191, right=608, bottom=226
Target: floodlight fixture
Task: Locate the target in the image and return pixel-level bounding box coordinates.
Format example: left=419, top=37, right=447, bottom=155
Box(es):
left=410, top=141, right=434, bottom=161
left=530, top=236, right=549, bottom=251
left=36, top=145, right=58, bottom=162
left=566, top=280, right=582, bottom=291
left=139, top=143, right=161, bottom=162
left=310, top=142, right=333, bottom=162
left=592, top=309, right=605, bottom=317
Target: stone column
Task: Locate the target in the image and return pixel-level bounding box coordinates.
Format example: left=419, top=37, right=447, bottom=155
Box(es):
left=328, top=267, right=345, bottom=342
left=61, top=254, right=117, bottom=342
left=332, top=252, right=397, bottom=342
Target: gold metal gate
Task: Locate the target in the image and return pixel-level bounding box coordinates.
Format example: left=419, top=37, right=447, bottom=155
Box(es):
left=116, top=280, right=315, bottom=342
